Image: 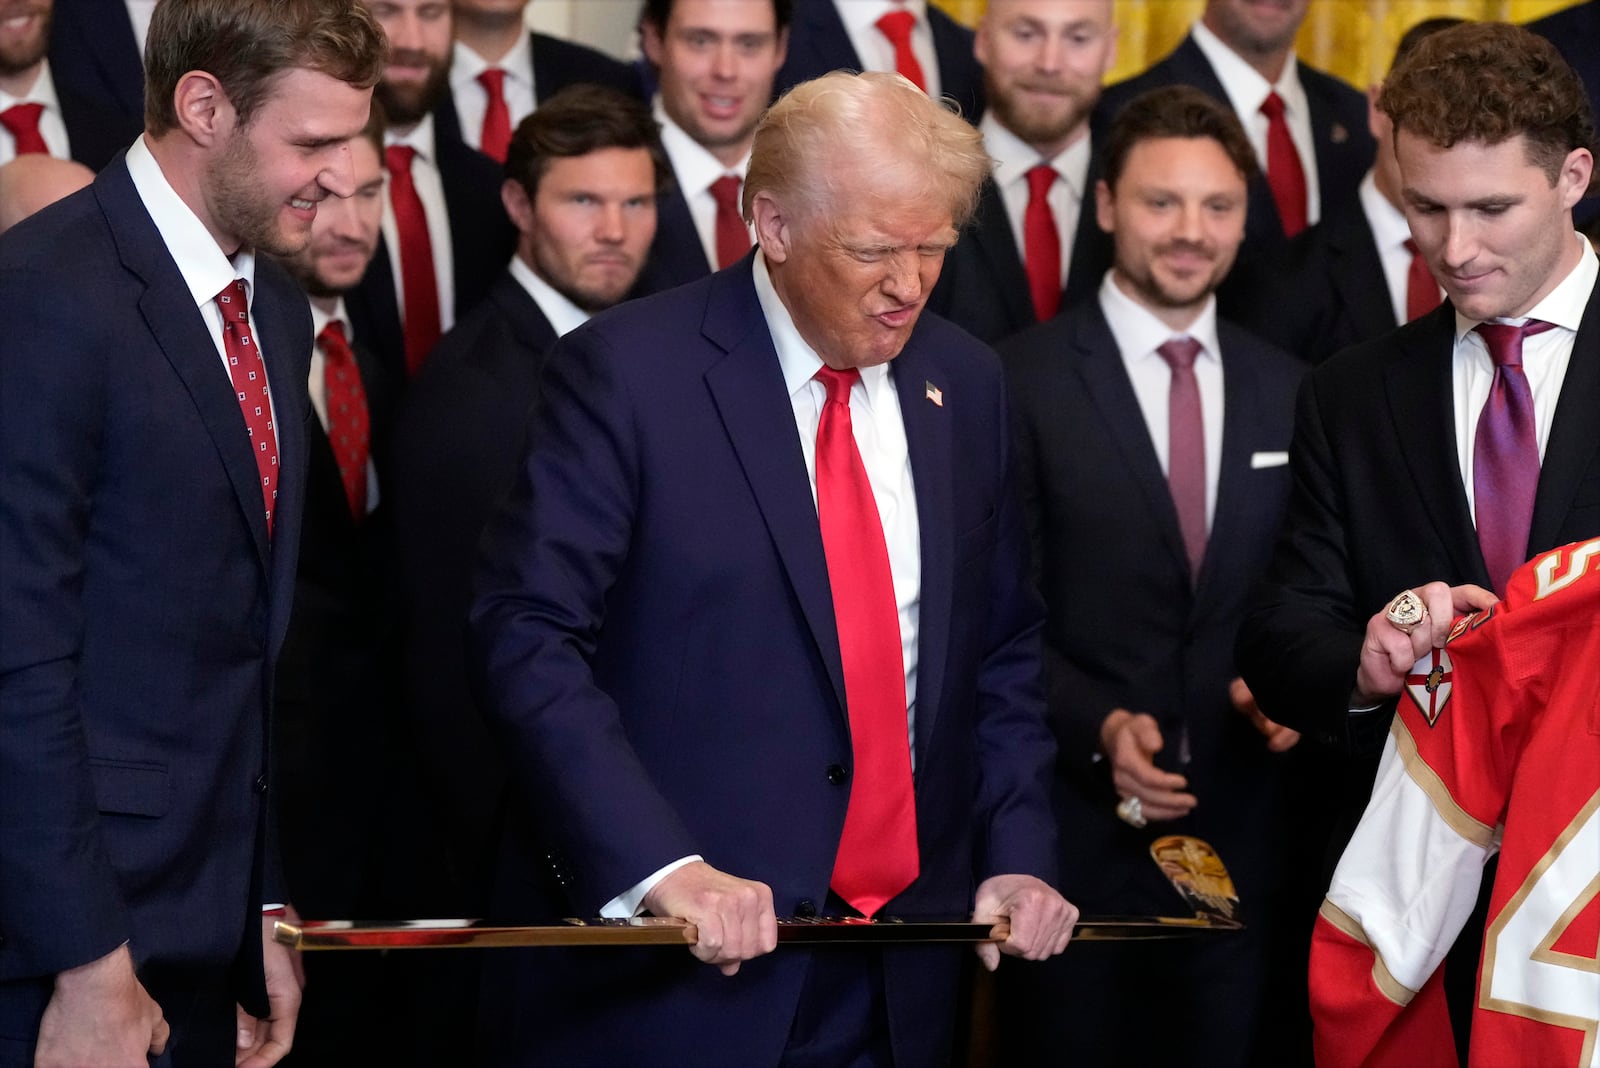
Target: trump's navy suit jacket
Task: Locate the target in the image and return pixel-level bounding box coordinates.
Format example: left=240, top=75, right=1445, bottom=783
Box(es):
left=468, top=255, right=1058, bottom=1067
left=0, top=156, right=309, bottom=1021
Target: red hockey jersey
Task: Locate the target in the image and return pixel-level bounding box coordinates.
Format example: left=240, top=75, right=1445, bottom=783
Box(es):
left=1309, top=538, right=1600, bottom=1068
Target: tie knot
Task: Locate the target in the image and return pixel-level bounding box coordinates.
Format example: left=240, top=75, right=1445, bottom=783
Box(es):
left=876, top=8, right=916, bottom=45
left=0, top=102, right=45, bottom=139
left=1259, top=91, right=1285, bottom=120
left=1026, top=163, right=1057, bottom=199
left=477, top=68, right=506, bottom=96
left=1403, top=237, right=1419, bottom=256
left=1158, top=337, right=1202, bottom=371
left=385, top=143, right=416, bottom=176
left=709, top=174, right=742, bottom=210
left=318, top=319, right=350, bottom=351
left=1476, top=320, right=1555, bottom=368
left=214, top=279, right=250, bottom=322
left=815, top=365, right=861, bottom=406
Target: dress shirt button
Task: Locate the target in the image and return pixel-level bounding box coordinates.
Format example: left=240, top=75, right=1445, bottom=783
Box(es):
left=826, top=764, right=848, bottom=786
left=254, top=774, right=268, bottom=795
left=795, top=899, right=817, bottom=918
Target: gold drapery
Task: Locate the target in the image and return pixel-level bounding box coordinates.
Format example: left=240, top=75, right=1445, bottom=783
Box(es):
left=931, top=0, right=1583, bottom=87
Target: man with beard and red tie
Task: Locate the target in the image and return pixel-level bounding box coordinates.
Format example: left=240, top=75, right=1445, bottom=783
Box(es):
left=0, top=0, right=138, bottom=170
left=928, top=0, right=1117, bottom=344
left=350, top=0, right=514, bottom=381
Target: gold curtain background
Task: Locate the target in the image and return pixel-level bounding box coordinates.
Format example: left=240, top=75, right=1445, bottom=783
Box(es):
left=932, top=0, right=1583, bottom=87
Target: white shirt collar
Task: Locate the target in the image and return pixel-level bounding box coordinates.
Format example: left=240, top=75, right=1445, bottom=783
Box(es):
left=0, top=58, right=61, bottom=112
left=510, top=253, right=591, bottom=338
left=385, top=110, right=438, bottom=164
left=1099, top=269, right=1222, bottom=370
left=653, top=99, right=749, bottom=196
left=1358, top=170, right=1411, bottom=255
left=754, top=249, right=893, bottom=404
left=979, top=111, right=1091, bottom=201
left=1454, top=234, right=1598, bottom=338
left=1190, top=18, right=1307, bottom=124
left=836, top=0, right=930, bottom=37
left=451, top=32, right=533, bottom=93
left=309, top=297, right=352, bottom=343
left=125, top=134, right=259, bottom=311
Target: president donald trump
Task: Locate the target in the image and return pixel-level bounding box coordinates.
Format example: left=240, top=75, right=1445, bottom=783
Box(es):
left=470, top=70, right=1076, bottom=1067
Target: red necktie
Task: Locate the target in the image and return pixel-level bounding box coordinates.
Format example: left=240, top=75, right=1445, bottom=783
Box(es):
left=1403, top=238, right=1442, bottom=322
left=317, top=321, right=370, bottom=522
left=875, top=9, right=927, bottom=93
left=384, top=144, right=443, bottom=376
left=215, top=280, right=280, bottom=535
left=1024, top=164, right=1062, bottom=322
left=1158, top=338, right=1207, bottom=582
left=1259, top=92, right=1307, bottom=238
left=708, top=174, right=750, bottom=270
left=477, top=68, right=512, bottom=164
left=0, top=103, right=48, bottom=156
left=1473, top=320, right=1555, bottom=596
left=814, top=366, right=919, bottom=917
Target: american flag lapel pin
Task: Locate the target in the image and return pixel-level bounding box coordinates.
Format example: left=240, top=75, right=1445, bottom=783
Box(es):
left=925, top=381, right=943, bottom=407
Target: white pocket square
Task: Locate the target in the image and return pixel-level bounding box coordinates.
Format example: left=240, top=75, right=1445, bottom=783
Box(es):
left=1251, top=451, right=1289, bottom=469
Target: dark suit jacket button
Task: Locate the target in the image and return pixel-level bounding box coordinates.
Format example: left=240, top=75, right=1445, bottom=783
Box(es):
left=826, top=764, right=848, bottom=785
left=254, top=774, right=268, bottom=795
left=795, top=899, right=817, bottom=918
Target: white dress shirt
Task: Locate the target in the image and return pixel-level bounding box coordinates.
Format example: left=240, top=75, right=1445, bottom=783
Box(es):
left=0, top=62, right=71, bottom=164
left=124, top=135, right=281, bottom=430
left=654, top=100, right=754, bottom=270
left=509, top=253, right=590, bottom=339
left=308, top=299, right=380, bottom=514
left=451, top=34, right=538, bottom=157
left=1190, top=18, right=1323, bottom=227
left=981, top=112, right=1090, bottom=292
left=1452, top=236, right=1597, bottom=524
left=126, top=0, right=158, bottom=56
left=381, top=113, right=458, bottom=334
left=1358, top=170, right=1429, bottom=327
left=602, top=251, right=925, bottom=918
left=836, top=0, right=941, bottom=100
left=1099, top=271, right=1226, bottom=529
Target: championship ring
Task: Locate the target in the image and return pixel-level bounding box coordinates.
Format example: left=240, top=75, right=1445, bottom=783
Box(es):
left=1115, top=796, right=1147, bottom=828
left=1384, top=589, right=1427, bottom=634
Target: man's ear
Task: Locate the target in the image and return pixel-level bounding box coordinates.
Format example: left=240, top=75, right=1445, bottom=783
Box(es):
left=171, top=70, right=233, bottom=147
left=750, top=190, right=790, bottom=263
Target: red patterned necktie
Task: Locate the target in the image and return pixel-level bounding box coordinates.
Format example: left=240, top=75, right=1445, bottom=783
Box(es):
left=1473, top=320, right=1555, bottom=596
left=1158, top=338, right=1207, bottom=582
left=1402, top=238, right=1442, bottom=322
left=1259, top=92, right=1307, bottom=238
left=708, top=174, right=750, bottom=270
left=1023, top=164, right=1062, bottom=322
left=875, top=9, right=927, bottom=93
left=477, top=68, right=512, bottom=164
left=317, top=321, right=370, bottom=521
left=215, top=280, right=279, bottom=535
left=384, top=144, right=443, bottom=376
left=0, top=102, right=48, bottom=156
left=814, top=366, right=919, bottom=917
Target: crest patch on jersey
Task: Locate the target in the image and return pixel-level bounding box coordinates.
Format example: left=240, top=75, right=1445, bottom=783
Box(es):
left=1405, top=648, right=1454, bottom=727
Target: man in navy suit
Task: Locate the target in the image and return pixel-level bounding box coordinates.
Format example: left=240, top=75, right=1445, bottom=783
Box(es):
left=999, top=85, right=1303, bottom=1068
left=0, top=0, right=140, bottom=170
left=470, top=70, right=1076, bottom=1068
left=928, top=0, right=1117, bottom=343
left=776, top=0, right=986, bottom=123
left=0, top=1, right=384, bottom=1065
left=632, top=0, right=790, bottom=297
left=1098, top=0, right=1373, bottom=315
left=46, top=0, right=145, bottom=125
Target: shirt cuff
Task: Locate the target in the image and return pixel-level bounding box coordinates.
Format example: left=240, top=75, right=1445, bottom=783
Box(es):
left=599, top=855, right=704, bottom=919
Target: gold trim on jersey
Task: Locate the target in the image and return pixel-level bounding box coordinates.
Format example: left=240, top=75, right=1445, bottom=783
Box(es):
left=1393, top=717, right=1497, bottom=849
left=1319, top=899, right=1415, bottom=1007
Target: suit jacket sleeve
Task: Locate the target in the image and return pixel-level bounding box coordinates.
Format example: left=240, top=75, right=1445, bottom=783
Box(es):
left=468, top=325, right=699, bottom=913
left=0, top=264, right=134, bottom=978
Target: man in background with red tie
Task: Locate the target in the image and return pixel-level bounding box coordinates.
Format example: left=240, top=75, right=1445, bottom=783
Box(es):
left=0, top=1, right=384, bottom=1064
left=928, top=0, right=1117, bottom=344
left=999, top=85, right=1303, bottom=1067
left=348, top=0, right=513, bottom=381
left=0, top=0, right=138, bottom=170
left=631, top=0, right=788, bottom=297
left=1097, top=0, right=1372, bottom=315
left=1238, top=20, right=1600, bottom=1060
left=448, top=0, right=642, bottom=163
left=469, top=70, right=1075, bottom=1068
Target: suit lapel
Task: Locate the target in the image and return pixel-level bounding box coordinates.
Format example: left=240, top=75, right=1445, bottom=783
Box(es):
left=968, top=178, right=1035, bottom=328
left=700, top=262, right=849, bottom=719
left=891, top=341, right=952, bottom=773
left=790, top=1, right=861, bottom=79
left=1530, top=277, right=1600, bottom=552
left=1071, top=305, right=1193, bottom=574
left=1197, top=328, right=1262, bottom=609
left=1326, top=208, right=1399, bottom=340
left=1384, top=308, right=1488, bottom=584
